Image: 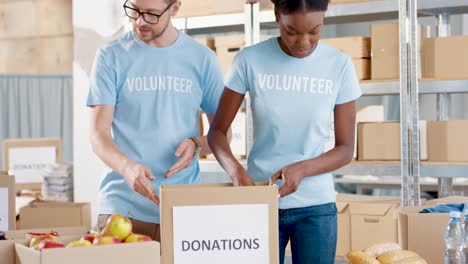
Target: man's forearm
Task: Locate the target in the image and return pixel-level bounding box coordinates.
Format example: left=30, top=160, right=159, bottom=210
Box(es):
left=90, top=131, right=135, bottom=176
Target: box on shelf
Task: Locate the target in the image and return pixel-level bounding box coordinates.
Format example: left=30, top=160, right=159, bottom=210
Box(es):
left=353, top=59, right=371, bottom=80
left=422, top=36, right=468, bottom=80
left=371, top=24, right=430, bottom=80
left=427, top=120, right=468, bottom=162
left=160, top=183, right=278, bottom=264
left=0, top=173, right=15, bottom=231
left=15, top=235, right=161, bottom=264
left=19, top=202, right=91, bottom=229
left=321, top=37, right=370, bottom=59
left=357, top=121, right=428, bottom=161
left=325, top=105, right=385, bottom=158
left=175, top=0, right=273, bottom=18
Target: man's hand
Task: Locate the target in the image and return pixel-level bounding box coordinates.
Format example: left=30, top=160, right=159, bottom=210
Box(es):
left=269, top=164, right=304, bottom=198
left=123, top=162, right=159, bottom=205
left=164, top=139, right=196, bottom=178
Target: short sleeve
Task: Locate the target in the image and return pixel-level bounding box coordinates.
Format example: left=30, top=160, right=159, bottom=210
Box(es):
left=335, top=57, right=362, bottom=105
left=225, top=51, right=249, bottom=95
left=200, top=52, right=224, bottom=114
left=86, top=48, right=117, bottom=106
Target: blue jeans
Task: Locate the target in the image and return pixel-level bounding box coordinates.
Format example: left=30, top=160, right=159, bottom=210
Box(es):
left=279, top=202, right=337, bottom=264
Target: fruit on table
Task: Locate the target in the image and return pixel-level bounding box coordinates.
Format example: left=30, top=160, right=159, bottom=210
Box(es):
left=93, top=236, right=122, bottom=245
left=29, top=235, right=57, bottom=249
left=26, top=231, right=59, bottom=240
left=80, top=233, right=99, bottom=244
left=363, top=242, right=402, bottom=258
left=36, top=240, right=65, bottom=251
left=345, top=251, right=379, bottom=264
left=378, top=250, right=420, bottom=264
left=124, top=233, right=152, bottom=243
left=101, top=214, right=132, bottom=240
left=66, top=240, right=92, bottom=247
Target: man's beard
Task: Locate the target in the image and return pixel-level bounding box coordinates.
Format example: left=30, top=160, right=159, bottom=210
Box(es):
left=135, top=19, right=170, bottom=43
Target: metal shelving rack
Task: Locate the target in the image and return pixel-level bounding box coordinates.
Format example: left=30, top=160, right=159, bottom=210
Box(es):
left=189, top=0, right=468, bottom=206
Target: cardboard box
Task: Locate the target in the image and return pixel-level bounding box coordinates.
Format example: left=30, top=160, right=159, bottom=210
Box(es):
left=335, top=194, right=400, bottom=257
left=194, top=37, right=215, bottom=51
left=0, top=173, right=15, bottom=231
left=353, top=59, right=371, bottom=80
left=371, top=24, right=430, bottom=80
left=2, top=138, right=62, bottom=190
left=176, top=0, right=273, bottom=17
left=160, top=183, right=279, bottom=264
left=15, top=235, right=161, bottom=264
left=398, top=198, right=468, bottom=264
left=422, top=36, right=468, bottom=79
left=20, top=202, right=91, bottom=230
left=357, top=121, right=428, bottom=161
left=215, top=35, right=272, bottom=75
left=0, top=240, right=15, bottom=264
left=0, top=227, right=86, bottom=264
left=325, top=105, right=385, bottom=157
left=350, top=201, right=400, bottom=251
left=427, top=120, right=468, bottom=162
left=321, top=37, right=370, bottom=58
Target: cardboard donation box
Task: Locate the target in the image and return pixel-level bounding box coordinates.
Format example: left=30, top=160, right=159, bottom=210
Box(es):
left=161, top=183, right=279, bottom=264
left=20, top=202, right=91, bottom=229
left=15, top=235, right=161, bottom=264
left=336, top=194, right=400, bottom=256
left=0, top=227, right=86, bottom=264
left=399, top=197, right=468, bottom=264
left=349, top=201, right=400, bottom=251
left=3, top=138, right=62, bottom=190
left=0, top=172, right=15, bottom=231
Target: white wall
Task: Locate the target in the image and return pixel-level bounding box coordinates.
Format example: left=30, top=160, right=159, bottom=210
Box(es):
left=73, top=0, right=127, bottom=227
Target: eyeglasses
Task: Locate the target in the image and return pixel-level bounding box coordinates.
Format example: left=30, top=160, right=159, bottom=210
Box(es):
left=123, top=0, right=175, bottom=25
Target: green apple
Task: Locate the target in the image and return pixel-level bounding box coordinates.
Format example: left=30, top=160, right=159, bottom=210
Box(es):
left=66, top=240, right=92, bottom=247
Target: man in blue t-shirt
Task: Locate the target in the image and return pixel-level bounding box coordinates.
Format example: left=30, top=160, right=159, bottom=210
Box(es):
left=87, top=0, right=224, bottom=241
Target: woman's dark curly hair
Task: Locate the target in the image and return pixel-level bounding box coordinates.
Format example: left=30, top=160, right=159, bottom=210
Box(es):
left=271, top=0, right=329, bottom=14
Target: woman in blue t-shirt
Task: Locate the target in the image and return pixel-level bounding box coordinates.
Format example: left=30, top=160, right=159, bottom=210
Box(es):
left=208, top=0, right=362, bottom=263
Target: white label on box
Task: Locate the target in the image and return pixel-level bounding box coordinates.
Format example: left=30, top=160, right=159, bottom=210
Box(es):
left=9, top=146, right=56, bottom=183
left=173, top=204, right=269, bottom=264
left=0, top=188, right=9, bottom=230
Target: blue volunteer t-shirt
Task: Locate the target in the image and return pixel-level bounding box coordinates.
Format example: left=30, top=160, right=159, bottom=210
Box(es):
left=87, top=31, right=224, bottom=223
left=226, top=37, right=362, bottom=209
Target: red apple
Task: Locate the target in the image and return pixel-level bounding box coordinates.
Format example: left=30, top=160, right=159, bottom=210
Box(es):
left=101, top=214, right=132, bottom=240
left=29, top=235, right=57, bottom=249
left=36, top=240, right=65, bottom=251
left=124, top=233, right=152, bottom=243
left=92, top=236, right=122, bottom=245
left=80, top=233, right=98, bottom=244
left=66, top=240, right=92, bottom=247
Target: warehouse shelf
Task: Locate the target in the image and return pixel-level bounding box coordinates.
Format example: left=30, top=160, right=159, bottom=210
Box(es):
left=360, top=79, right=468, bottom=96
left=173, top=0, right=468, bottom=30
left=200, top=159, right=468, bottom=178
